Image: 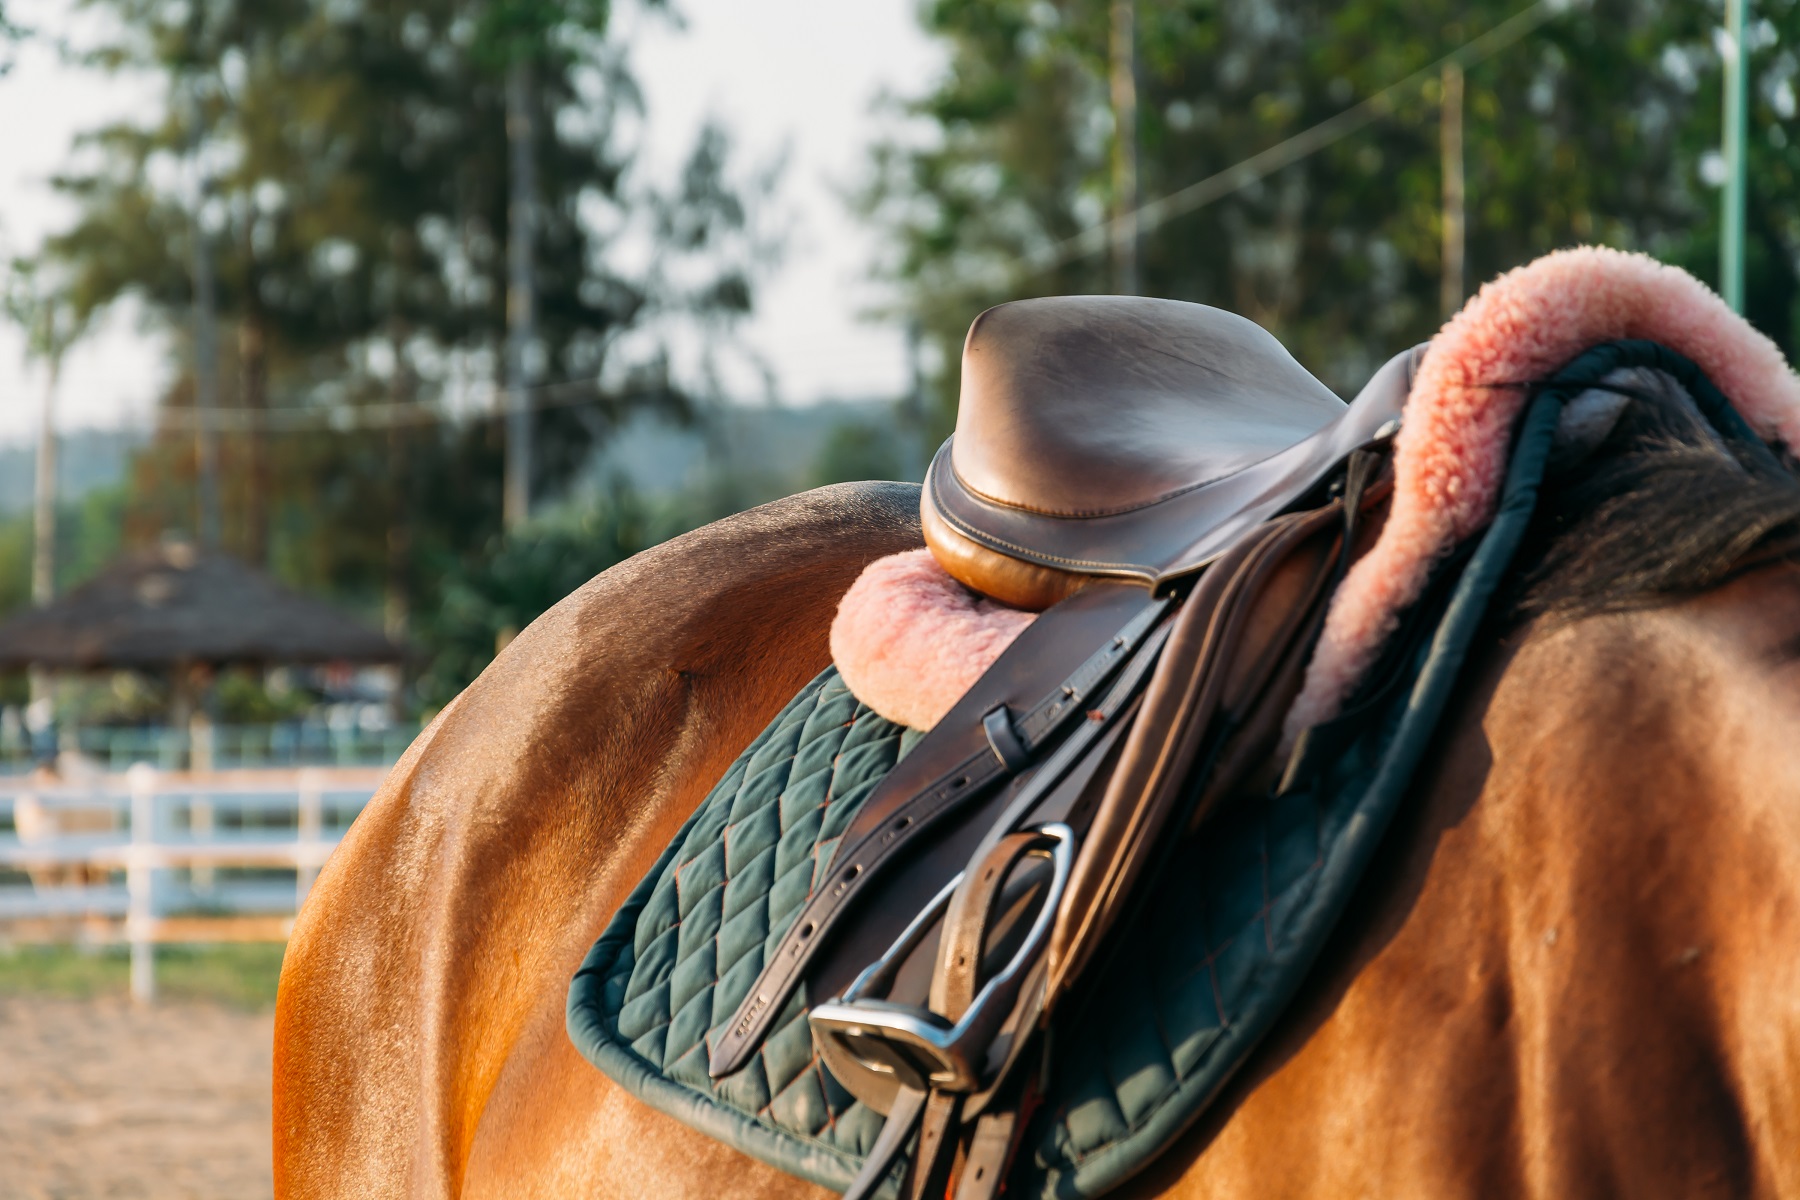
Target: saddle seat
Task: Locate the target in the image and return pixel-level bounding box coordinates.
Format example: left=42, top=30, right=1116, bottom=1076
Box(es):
left=924, top=296, right=1418, bottom=609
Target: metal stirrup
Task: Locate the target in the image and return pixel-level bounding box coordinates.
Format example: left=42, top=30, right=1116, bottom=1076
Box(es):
left=808, top=823, right=1074, bottom=1097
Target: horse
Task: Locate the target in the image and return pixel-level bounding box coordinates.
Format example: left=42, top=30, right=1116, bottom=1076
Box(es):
left=272, top=324, right=1800, bottom=1195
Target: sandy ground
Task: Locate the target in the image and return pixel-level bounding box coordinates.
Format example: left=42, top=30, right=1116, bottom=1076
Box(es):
left=0, top=995, right=273, bottom=1200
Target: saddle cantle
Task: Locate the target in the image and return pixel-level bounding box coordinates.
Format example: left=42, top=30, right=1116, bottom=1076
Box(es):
left=925, top=295, right=1417, bottom=609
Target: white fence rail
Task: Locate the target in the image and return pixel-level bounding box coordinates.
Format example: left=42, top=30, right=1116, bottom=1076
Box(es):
left=0, top=721, right=422, bottom=775
left=0, top=765, right=386, bottom=1001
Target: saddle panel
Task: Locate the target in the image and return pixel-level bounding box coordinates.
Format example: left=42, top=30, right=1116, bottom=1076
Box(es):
left=926, top=332, right=1420, bottom=608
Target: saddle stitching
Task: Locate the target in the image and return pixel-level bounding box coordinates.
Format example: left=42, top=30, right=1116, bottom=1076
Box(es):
left=930, top=468, right=1161, bottom=575
left=949, top=444, right=1282, bottom=521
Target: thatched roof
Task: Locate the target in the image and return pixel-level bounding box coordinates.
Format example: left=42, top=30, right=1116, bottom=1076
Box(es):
left=0, top=542, right=402, bottom=670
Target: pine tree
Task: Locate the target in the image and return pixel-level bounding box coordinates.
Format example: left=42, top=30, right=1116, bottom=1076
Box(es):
left=36, top=0, right=769, bottom=620
left=867, top=0, right=1776, bottom=428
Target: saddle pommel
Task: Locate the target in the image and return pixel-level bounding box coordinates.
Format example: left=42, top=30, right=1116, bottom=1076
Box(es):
left=922, top=296, right=1355, bottom=609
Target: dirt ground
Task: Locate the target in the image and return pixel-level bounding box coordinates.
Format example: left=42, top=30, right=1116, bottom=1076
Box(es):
left=0, top=994, right=273, bottom=1200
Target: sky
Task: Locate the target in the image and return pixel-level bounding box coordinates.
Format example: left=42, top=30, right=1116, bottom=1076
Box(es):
left=0, top=0, right=944, bottom=446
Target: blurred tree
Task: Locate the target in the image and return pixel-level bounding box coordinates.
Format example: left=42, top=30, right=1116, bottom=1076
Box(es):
left=810, top=419, right=904, bottom=488
left=866, top=0, right=1789, bottom=429
left=466, top=0, right=623, bottom=528
left=0, top=3, right=21, bottom=73
left=4, top=258, right=87, bottom=609
left=411, top=484, right=669, bottom=709
left=33, top=0, right=774, bottom=703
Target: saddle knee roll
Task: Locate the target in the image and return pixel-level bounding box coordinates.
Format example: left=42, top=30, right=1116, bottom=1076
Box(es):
left=921, top=493, right=1100, bottom=612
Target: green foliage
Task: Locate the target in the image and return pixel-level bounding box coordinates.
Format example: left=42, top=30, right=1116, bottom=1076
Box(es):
left=0, top=4, right=20, bottom=74
left=868, top=0, right=1795, bottom=417
left=42, top=671, right=168, bottom=727
left=3, top=257, right=85, bottom=364
left=472, top=0, right=619, bottom=70
left=38, top=1, right=770, bottom=537
left=413, top=486, right=674, bottom=709
left=12, top=0, right=779, bottom=720
left=810, top=419, right=904, bottom=487
left=0, top=487, right=127, bottom=620
left=0, top=509, right=27, bottom=616
left=212, top=667, right=313, bottom=722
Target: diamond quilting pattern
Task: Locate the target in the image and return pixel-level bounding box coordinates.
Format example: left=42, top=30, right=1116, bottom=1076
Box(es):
left=586, top=668, right=903, bottom=1163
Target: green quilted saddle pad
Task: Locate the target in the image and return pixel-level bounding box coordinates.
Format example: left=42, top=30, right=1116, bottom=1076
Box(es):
left=567, top=659, right=1424, bottom=1198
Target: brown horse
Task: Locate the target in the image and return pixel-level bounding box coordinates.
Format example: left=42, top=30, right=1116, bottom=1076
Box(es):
left=273, top=394, right=1800, bottom=1197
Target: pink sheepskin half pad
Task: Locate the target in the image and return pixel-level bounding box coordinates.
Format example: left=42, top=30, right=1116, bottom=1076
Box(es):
left=831, top=549, right=1037, bottom=731
left=1284, top=246, right=1800, bottom=741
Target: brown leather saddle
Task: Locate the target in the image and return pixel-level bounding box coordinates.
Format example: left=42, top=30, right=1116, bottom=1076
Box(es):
left=924, top=295, right=1416, bottom=609
left=710, top=296, right=1419, bottom=1200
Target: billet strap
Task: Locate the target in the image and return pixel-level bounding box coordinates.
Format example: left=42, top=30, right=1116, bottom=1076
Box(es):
left=841, top=825, right=1018, bottom=1200
left=931, top=831, right=1056, bottom=1017
left=710, top=589, right=1171, bottom=1077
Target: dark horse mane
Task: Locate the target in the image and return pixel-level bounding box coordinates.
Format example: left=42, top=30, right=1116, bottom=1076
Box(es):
left=1506, top=369, right=1800, bottom=626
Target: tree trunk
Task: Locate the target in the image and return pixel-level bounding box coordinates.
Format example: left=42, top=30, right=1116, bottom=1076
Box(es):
left=1440, top=62, right=1466, bottom=319
left=1109, top=0, right=1139, bottom=296
left=386, top=320, right=414, bottom=719
left=238, top=308, right=269, bottom=567
left=192, top=202, right=223, bottom=551
left=1721, top=0, right=1748, bottom=312
left=31, top=356, right=58, bottom=607
left=503, top=58, right=538, bottom=529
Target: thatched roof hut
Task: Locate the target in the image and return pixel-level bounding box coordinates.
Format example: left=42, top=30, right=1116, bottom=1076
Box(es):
left=0, top=542, right=401, bottom=671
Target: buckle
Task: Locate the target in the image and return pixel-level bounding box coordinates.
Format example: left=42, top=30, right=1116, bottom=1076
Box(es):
left=809, top=823, right=1074, bottom=1096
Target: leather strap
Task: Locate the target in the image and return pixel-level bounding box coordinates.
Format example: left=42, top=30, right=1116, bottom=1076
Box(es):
left=932, top=832, right=1050, bottom=1019
left=903, top=1091, right=965, bottom=1200
left=840, top=1085, right=928, bottom=1200
left=1048, top=501, right=1345, bottom=999
left=711, top=587, right=1169, bottom=1077
left=930, top=502, right=1347, bottom=1196
left=953, top=1110, right=1018, bottom=1200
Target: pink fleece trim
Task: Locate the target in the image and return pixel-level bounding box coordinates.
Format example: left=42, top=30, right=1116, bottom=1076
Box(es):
left=831, top=548, right=1037, bottom=730
left=1284, top=246, right=1800, bottom=739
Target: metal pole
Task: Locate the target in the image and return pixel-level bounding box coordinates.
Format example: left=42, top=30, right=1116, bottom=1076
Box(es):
left=296, top=767, right=323, bottom=912
left=1440, top=62, right=1466, bottom=319
left=1721, top=0, right=1748, bottom=312
left=1109, top=0, right=1140, bottom=295
left=503, top=59, right=539, bottom=529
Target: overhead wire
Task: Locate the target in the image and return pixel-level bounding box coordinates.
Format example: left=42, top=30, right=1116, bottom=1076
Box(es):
left=131, top=375, right=684, bottom=435
left=1006, top=0, right=1566, bottom=282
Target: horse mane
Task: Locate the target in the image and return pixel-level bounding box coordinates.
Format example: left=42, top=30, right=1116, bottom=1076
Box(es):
left=1506, top=374, right=1800, bottom=625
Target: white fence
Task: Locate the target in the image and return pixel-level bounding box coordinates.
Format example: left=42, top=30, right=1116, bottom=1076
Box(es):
left=0, top=765, right=387, bottom=1001
left=0, top=720, right=422, bottom=775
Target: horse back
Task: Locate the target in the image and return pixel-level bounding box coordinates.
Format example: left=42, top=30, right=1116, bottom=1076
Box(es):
left=272, top=483, right=921, bottom=1200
